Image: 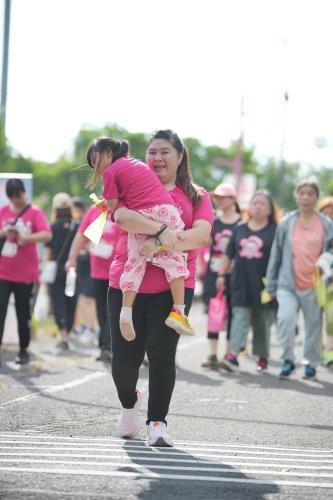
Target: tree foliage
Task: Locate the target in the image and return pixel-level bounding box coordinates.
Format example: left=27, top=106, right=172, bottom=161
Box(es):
left=0, top=123, right=331, bottom=213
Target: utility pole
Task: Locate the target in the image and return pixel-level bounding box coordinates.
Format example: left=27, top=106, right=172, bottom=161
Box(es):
left=1, top=0, right=11, bottom=132
left=276, top=91, right=289, bottom=206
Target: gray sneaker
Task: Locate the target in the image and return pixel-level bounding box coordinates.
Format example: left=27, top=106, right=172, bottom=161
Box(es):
left=96, top=350, right=112, bottom=363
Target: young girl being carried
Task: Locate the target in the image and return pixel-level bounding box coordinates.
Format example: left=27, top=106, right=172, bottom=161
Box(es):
left=86, top=136, right=195, bottom=341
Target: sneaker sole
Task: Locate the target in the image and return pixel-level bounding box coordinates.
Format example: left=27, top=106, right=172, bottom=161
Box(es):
left=165, top=317, right=195, bottom=336
left=218, top=360, right=238, bottom=372
left=149, top=436, right=173, bottom=447
left=120, top=322, right=136, bottom=342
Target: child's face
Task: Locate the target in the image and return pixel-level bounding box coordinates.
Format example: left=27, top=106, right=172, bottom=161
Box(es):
left=91, top=151, right=113, bottom=175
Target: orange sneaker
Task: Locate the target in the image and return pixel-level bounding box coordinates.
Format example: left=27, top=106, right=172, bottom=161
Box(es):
left=165, top=308, right=195, bottom=336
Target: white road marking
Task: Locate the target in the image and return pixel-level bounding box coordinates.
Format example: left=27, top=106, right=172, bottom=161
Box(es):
left=0, top=458, right=333, bottom=479
left=0, top=466, right=332, bottom=488
left=0, top=446, right=332, bottom=463
left=0, top=372, right=106, bottom=407
left=0, top=440, right=331, bottom=459
left=0, top=433, right=332, bottom=489
left=0, top=452, right=332, bottom=470
left=1, top=433, right=330, bottom=454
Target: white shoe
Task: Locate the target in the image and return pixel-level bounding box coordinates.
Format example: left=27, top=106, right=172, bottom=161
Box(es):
left=147, top=421, right=173, bottom=447
left=115, top=389, right=142, bottom=438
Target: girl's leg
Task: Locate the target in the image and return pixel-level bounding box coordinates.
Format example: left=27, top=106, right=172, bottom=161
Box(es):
left=119, top=234, right=147, bottom=341
left=146, top=288, right=194, bottom=423
left=109, top=287, right=147, bottom=409
left=169, top=277, right=185, bottom=312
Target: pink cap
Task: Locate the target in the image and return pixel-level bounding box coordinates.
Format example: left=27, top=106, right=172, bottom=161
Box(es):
left=211, top=183, right=237, bottom=198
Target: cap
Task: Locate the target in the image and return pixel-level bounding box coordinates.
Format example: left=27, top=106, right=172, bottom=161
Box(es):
left=52, top=192, right=72, bottom=210
left=211, top=183, right=237, bottom=198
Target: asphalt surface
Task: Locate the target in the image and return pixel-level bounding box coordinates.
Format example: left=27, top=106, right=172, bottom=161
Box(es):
left=0, top=299, right=332, bottom=499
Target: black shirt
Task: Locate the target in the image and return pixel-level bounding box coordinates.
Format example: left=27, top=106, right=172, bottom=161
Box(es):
left=226, top=221, right=276, bottom=307
left=46, top=219, right=79, bottom=277
left=203, top=217, right=240, bottom=298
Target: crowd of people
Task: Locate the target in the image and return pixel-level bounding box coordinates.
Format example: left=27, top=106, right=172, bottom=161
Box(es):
left=0, top=129, right=332, bottom=447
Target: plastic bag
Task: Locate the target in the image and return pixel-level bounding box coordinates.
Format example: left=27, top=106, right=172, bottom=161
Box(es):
left=40, top=260, right=58, bottom=284
left=34, top=284, right=50, bottom=322
left=325, top=283, right=333, bottom=336
left=207, top=291, right=228, bottom=333
left=313, top=269, right=327, bottom=308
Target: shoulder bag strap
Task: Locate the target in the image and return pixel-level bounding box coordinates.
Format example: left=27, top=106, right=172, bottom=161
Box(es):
left=56, top=221, right=77, bottom=264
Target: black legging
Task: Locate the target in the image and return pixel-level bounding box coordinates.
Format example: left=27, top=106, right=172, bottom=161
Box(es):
left=49, top=276, right=77, bottom=332
left=93, top=278, right=111, bottom=351
left=0, top=279, right=34, bottom=349
left=108, top=287, right=194, bottom=423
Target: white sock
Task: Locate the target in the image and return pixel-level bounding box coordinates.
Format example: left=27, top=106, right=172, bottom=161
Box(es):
left=120, top=307, right=136, bottom=341
left=173, top=304, right=185, bottom=315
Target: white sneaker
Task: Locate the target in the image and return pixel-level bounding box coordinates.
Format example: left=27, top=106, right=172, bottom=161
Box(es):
left=147, top=421, right=173, bottom=447
left=115, top=389, right=142, bottom=438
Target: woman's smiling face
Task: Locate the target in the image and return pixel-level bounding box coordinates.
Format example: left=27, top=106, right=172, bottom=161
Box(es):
left=146, top=138, right=182, bottom=186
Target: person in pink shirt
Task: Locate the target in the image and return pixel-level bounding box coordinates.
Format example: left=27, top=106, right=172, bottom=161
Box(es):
left=66, top=204, right=121, bottom=362
left=0, top=178, right=51, bottom=366
left=100, top=129, right=214, bottom=447
left=86, top=137, right=195, bottom=342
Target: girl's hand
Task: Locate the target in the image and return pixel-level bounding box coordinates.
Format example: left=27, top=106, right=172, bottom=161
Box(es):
left=159, top=227, right=178, bottom=250
left=139, top=238, right=159, bottom=258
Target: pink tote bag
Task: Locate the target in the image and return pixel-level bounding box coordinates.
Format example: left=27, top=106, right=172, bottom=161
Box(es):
left=207, top=291, right=228, bottom=333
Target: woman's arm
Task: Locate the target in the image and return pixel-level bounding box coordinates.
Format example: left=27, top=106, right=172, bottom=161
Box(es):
left=18, top=230, right=51, bottom=244
left=138, top=220, right=212, bottom=258
left=65, top=232, right=88, bottom=270
left=114, top=207, right=179, bottom=249
left=172, top=220, right=212, bottom=251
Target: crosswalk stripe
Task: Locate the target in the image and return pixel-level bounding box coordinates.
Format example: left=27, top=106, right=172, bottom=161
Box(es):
left=1, top=458, right=333, bottom=479
left=0, top=452, right=332, bottom=469
left=0, top=434, right=331, bottom=454
left=0, top=440, right=331, bottom=458
left=0, top=466, right=332, bottom=488
left=0, top=446, right=332, bottom=463
left=1, top=433, right=332, bottom=489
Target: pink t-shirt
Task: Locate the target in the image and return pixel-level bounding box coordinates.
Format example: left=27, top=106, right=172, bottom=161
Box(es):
left=79, top=205, right=121, bottom=280
left=109, top=187, right=214, bottom=292
left=102, top=157, right=174, bottom=210
left=292, top=216, right=324, bottom=289
left=0, top=204, right=50, bottom=283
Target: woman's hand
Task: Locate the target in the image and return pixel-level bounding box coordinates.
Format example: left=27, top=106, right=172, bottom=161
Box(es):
left=139, top=238, right=159, bottom=259
left=65, top=257, right=77, bottom=272
left=159, top=227, right=179, bottom=250
left=216, top=276, right=225, bottom=291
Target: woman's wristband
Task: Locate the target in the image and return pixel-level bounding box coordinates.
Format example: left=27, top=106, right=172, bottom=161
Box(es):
left=155, top=223, right=168, bottom=238
left=217, top=273, right=226, bottom=278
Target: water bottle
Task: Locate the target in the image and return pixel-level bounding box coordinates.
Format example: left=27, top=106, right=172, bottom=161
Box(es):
left=65, top=267, right=77, bottom=297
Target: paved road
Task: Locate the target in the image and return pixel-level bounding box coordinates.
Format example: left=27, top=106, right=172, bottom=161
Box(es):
left=0, top=300, right=332, bottom=499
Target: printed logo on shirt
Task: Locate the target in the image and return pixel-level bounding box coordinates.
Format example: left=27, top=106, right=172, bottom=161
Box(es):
left=213, top=229, right=232, bottom=253
left=239, top=236, right=264, bottom=259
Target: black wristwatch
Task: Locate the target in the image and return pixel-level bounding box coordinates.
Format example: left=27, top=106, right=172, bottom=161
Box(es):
left=155, top=224, right=168, bottom=238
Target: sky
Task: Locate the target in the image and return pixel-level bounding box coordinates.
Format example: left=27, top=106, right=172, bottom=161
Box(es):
left=1, top=0, right=333, bottom=167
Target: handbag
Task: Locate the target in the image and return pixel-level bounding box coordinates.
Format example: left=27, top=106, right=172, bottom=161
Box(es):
left=40, top=221, right=76, bottom=284
left=0, top=204, right=31, bottom=256
left=207, top=290, right=228, bottom=333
